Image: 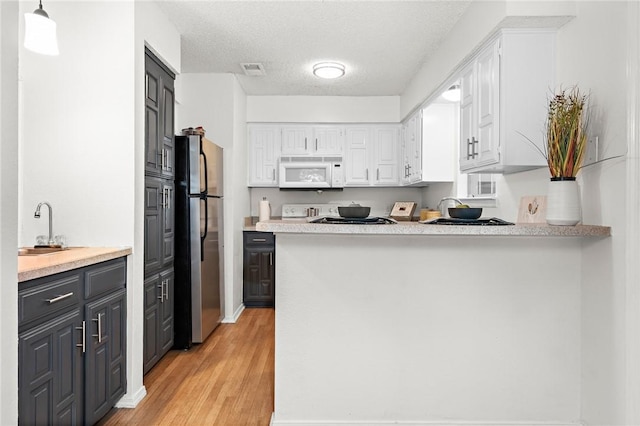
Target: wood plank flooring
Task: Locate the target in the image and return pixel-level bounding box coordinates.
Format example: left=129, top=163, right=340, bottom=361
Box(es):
left=97, top=308, right=274, bottom=426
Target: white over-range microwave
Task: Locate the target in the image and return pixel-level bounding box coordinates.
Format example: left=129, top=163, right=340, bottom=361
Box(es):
left=279, top=156, right=344, bottom=189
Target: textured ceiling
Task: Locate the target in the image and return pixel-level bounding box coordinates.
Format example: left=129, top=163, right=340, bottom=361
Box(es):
left=155, top=1, right=472, bottom=96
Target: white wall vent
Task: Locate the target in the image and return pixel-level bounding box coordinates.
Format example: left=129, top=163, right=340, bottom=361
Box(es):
left=240, top=63, right=266, bottom=76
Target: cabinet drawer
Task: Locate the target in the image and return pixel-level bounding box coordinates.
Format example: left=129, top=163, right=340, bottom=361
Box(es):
left=19, top=274, right=81, bottom=326
left=243, top=231, right=275, bottom=247
left=84, top=258, right=126, bottom=300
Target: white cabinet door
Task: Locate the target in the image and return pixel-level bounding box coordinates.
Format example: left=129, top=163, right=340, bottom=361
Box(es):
left=281, top=126, right=311, bottom=155
left=313, top=126, right=343, bottom=155
left=475, top=39, right=500, bottom=167
left=344, top=127, right=371, bottom=186
left=401, top=111, right=421, bottom=184
left=459, top=63, right=476, bottom=170
left=372, top=126, right=399, bottom=185
left=248, top=125, right=280, bottom=187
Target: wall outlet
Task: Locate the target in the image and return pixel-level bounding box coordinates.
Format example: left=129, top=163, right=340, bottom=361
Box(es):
left=585, top=136, right=599, bottom=165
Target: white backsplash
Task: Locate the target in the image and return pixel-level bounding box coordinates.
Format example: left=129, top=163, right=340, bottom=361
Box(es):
left=250, top=187, right=426, bottom=218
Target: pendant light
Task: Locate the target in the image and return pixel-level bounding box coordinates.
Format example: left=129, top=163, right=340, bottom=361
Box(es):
left=24, top=0, right=59, bottom=56
left=442, top=84, right=460, bottom=102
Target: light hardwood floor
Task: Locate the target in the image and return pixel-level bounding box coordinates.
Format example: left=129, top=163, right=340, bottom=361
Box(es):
left=98, top=308, right=274, bottom=426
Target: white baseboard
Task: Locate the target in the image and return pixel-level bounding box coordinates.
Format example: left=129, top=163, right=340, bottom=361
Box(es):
left=221, top=303, right=245, bottom=323
left=269, top=416, right=582, bottom=426
left=114, top=385, right=147, bottom=408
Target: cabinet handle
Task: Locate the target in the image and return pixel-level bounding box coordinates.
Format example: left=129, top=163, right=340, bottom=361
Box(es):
left=252, top=238, right=267, bottom=242
left=45, top=292, right=73, bottom=304
left=377, top=168, right=380, bottom=181
left=158, top=281, right=165, bottom=301
left=76, top=321, right=86, bottom=353
left=270, top=252, right=273, bottom=266
left=471, top=137, right=479, bottom=159
left=304, top=137, right=307, bottom=150
left=272, top=169, right=276, bottom=181
left=466, top=138, right=472, bottom=160
left=92, top=313, right=103, bottom=343
left=164, top=280, right=169, bottom=301
left=165, top=187, right=171, bottom=210
left=366, top=169, right=369, bottom=180
left=315, top=138, right=318, bottom=151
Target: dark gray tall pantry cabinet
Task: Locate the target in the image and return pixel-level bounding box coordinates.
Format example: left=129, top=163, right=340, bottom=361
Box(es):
left=143, top=49, right=176, bottom=374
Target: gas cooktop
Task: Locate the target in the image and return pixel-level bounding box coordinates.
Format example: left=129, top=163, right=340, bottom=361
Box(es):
left=309, top=216, right=398, bottom=225
left=420, top=217, right=514, bottom=226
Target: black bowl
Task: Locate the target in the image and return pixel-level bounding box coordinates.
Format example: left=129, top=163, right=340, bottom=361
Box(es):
left=338, top=206, right=371, bottom=218
left=448, top=207, right=482, bottom=219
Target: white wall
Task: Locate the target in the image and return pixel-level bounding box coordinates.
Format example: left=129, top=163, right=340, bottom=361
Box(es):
left=19, top=1, right=135, bottom=248
left=131, top=0, right=181, bottom=406
left=247, top=95, right=400, bottom=123
left=553, top=2, right=630, bottom=424
left=177, top=73, right=249, bottom=322
left=274, top=233, right=582, bottom=424
left=0, top=2, right=20, bottom=424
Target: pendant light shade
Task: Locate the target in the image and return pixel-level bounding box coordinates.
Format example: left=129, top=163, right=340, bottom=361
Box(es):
left=442, top=84, right=460, bottom=102
left=24, top=1, right=59, bottom=56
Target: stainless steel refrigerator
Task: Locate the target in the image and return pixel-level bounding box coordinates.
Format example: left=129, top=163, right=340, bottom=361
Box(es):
left=174, top=134, right=224, bottom=349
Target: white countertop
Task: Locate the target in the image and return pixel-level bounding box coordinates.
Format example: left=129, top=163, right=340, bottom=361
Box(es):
left=256, top=219, right=611, bottom=237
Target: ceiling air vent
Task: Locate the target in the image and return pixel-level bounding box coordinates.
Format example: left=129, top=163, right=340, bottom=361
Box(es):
left=240, top=63, right=266, bottom=76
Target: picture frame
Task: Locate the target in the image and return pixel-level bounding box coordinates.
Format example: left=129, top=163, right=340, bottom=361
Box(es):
left=390, top=202, right=417, bottom=221
left=517, top=195, right=547, bottom=223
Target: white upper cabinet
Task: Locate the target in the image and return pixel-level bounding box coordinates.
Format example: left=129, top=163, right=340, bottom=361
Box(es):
left=372, top=126, right=400, bottom=185
left=401, top=111, right=422, bottom=185
left=344, top=125, right=400, bottom=187
left=344, top=127, right=370, bottom=185
left=248, top=124, right=280, bottom=187
left=460, top=29, right=555, bottom=174
left=280, top=125, right=344, bottom=156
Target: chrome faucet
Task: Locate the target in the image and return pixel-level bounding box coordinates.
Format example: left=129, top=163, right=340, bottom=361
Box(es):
left=437, top=197, right=462, bottom=217
left=34, top=202, right=54, bottom=245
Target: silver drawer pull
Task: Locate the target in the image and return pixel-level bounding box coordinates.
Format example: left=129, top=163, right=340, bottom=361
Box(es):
left=45, top=292, right=73, bottom=304
left=92, top=313, right=103, bottom=343
left=252, top=238, right=267, bottom=242
left=76, top=321, right=86, bottom=353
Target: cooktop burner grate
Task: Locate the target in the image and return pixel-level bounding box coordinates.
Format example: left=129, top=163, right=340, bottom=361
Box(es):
left=309, top=216, right=398, bottom=225
left=420, top=217, right=515, bottom=226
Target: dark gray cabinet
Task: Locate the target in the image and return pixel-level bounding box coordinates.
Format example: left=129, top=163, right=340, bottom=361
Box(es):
left=144, top=177, right=174, bottom=272
left=144, top=48, right=175, bottom=374
left=143, top=268, right=174, bottom=375
left=18, top=257, right=127, bottom=426
left=145, top=49, right=175, bottom=179
left=243, top=231, right=275, bottom=307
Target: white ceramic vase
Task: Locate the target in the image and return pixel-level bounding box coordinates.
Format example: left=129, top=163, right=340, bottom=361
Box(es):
left=546, top=177, right=581, bottom=226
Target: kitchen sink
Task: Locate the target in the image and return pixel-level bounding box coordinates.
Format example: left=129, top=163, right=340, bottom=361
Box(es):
left=18, top=246, right=68, bottom=256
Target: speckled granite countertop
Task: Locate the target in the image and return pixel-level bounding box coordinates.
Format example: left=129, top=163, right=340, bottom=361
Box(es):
left=18, top=246, right=132, bottom=282
left=256, top=219, right=611, bottom=237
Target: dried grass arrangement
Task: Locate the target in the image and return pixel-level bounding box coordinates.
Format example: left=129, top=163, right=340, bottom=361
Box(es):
left=545, top=87, right=589, bottom=178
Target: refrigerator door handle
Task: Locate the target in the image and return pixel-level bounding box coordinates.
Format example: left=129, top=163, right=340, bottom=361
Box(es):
left=200, top=195, right=208, bottom=262
left=200, top=141, right=208, bottom=196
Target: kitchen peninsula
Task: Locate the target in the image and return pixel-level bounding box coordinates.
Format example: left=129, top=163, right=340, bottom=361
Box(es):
left=257, top=220, right=610, bottom=425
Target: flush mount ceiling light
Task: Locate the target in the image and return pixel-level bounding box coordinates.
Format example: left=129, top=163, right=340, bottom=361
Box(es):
left=442, top=84, right=461, bottom=102
left=24, top=0, right=59, bottom=56
left=313, top=62, right=345, bottom=79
